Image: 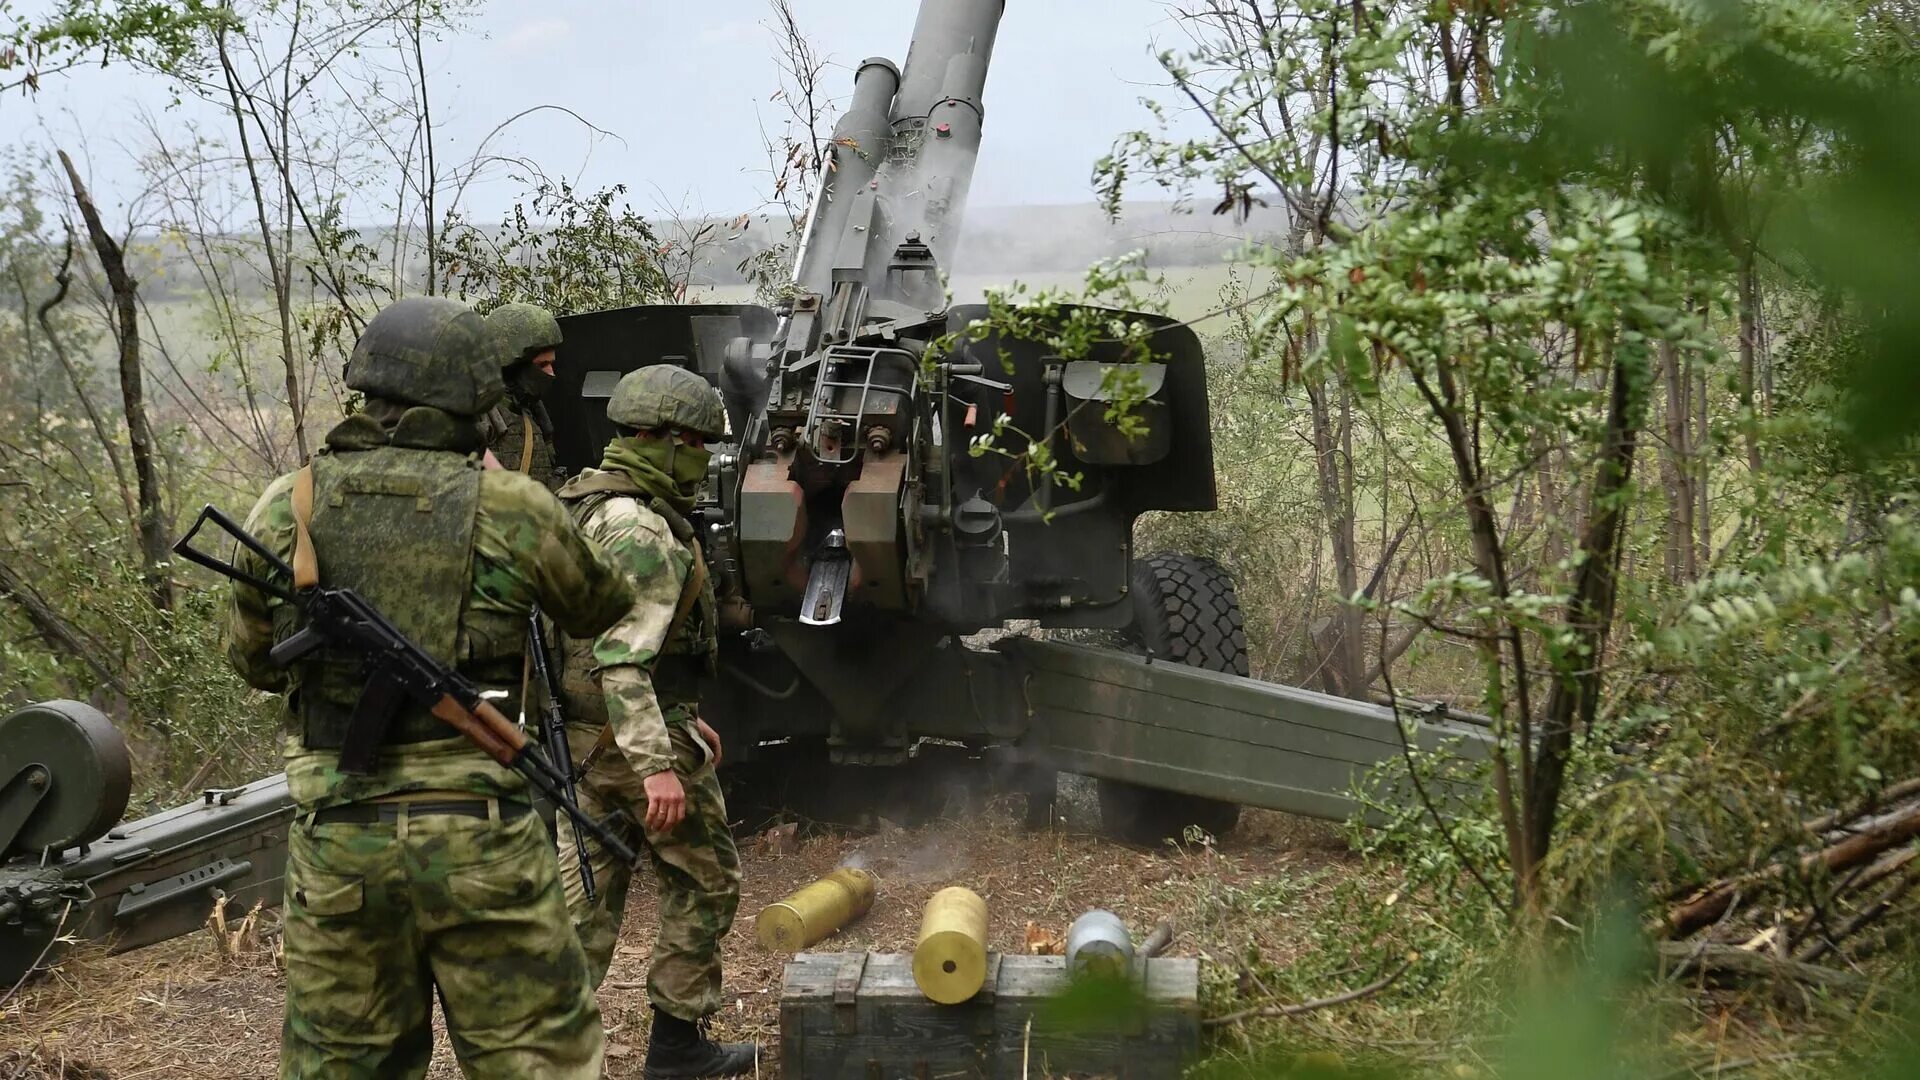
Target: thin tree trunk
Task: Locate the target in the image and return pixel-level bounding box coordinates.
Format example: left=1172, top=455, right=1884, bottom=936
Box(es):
left=57, top=150, right=173, bottom=612
left=411, top=2, right=437, bottom=293
left=1526, top=343, right=1646, bottom=878
left=1660, top=339, right=1695, bottom=585
left=0, top=556, right=132, bottom=698
left=1695, top=363, right=1711, bottom=568
left=217, top=22, right=308, bottom=463
left=23, top=233, right=135, bottom=527
left=1408, top=361, right=1531, bottom=905
left=1306, top=374, right=1366, bottom=698
left=1737, top=252, right=1763, bottom=473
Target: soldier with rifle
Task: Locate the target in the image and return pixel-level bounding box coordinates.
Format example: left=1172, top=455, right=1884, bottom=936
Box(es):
left=219, top=296, right=635, bottom=1079
left=551, top=364, right=755, bottom=1079
left=479, top=301, right=565, bottom=487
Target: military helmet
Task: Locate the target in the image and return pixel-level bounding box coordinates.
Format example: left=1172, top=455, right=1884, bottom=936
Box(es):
left=346, top=297, right=504, bottom=417
left=607, top=365, right=727, bottom=438
left=484, top=302, right=563, bottom=370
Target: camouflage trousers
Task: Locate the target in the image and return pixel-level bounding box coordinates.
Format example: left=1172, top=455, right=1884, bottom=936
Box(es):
left=555, top=719, right=741, bottom=1020
left=280, top=803, right=603, bottom=1079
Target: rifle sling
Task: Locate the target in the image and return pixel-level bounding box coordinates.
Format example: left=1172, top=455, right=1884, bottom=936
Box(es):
left=291, top=464, right=319, bottom=590
left=287, top=462, right=432, bottom=772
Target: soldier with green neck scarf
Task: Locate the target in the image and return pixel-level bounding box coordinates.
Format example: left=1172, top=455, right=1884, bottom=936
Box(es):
left=549, top=364, right=756, bottom=1079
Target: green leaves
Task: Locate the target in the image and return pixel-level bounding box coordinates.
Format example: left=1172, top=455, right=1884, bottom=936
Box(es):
left=1, top=0, right=232, bottom=90
left=1468, top=0, right=1920, bottom=452
left=437, top=181, right=673, bottom=316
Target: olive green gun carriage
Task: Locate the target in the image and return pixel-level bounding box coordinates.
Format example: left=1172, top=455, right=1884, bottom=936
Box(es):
left=0, top=0, right=1490, bottom=986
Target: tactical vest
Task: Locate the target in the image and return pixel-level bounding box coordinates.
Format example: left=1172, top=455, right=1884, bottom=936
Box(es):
left=483, top=401, right=559, bottom=490
left=556, top=474, right=717, bottom=728
left=272, top=444, right=526, bottom=749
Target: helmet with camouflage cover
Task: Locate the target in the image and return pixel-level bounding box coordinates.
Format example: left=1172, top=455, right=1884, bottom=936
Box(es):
left=484, top=302, right=563, bottom=370
left=346, top=297, right=503, bottom=416
left=607, top=364, right=727, bottom=438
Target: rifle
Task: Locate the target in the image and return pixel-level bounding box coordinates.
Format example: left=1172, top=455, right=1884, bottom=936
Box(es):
left=528, top=606, right=597, bottom=901
left=173, top=504, right=639, bottom=869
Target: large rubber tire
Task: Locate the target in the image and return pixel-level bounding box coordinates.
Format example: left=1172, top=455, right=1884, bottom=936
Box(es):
left=1098, top=553, right=1248, bottom=845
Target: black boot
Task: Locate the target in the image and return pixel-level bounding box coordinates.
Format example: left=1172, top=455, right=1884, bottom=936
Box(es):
left=643, top=1006, right=758, bottom=1079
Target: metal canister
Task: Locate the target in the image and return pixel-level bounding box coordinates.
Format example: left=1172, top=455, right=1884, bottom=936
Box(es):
left=756, top=867, right=879, bottom=952
left=913, top=886, right=989, bottom=1004
left=1065, top=908, right=1135, bottom=981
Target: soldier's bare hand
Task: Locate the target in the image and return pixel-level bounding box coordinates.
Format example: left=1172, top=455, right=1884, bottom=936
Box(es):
left=694, top=717, right=723, bottom=768
left=642, top=769, right=687, bottom=832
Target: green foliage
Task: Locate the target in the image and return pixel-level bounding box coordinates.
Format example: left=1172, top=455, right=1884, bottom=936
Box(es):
left=1455, top=0, right=1920, bottom=451
left=935, top=253, right=1175, bottom=511
left=0, top=167, right=278, bottom=803
left=0, top=0, right=229, bottom=92
left=438, top=181, right=674, bottom=317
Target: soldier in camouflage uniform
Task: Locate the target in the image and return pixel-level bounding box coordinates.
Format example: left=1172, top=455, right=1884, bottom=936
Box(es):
left=551, top=364, right=755, bottom=1079
left=223, top=297, right=635, bottom=1080
left=478, top=302, right=565, bottom=487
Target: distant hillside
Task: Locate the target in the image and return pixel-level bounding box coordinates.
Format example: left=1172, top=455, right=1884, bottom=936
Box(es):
left=111, top=198, right=1292, bottom=305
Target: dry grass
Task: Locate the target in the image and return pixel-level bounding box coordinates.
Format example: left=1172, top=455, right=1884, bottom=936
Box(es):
left=0, top=794, right=1355, bottom=1078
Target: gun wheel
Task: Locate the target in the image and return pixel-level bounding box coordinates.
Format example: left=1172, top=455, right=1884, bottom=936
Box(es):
left=1097, top=552, right=1247, bottom=845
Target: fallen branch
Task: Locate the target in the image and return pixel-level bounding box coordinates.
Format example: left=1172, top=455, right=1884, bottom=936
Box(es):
left=1666, top=799, right=1920, bottom=938
left=1140, top=920, right=1174, bottom=959
left=1798, top=854, right=1920, bottom=964
left=1655, top=942, right=1866, bottom=991
left=1654, top=1050, right=1837, bottom=1080
left=1802, top=777, right=1920, bottom=839
left=1203, top=956, right=1415, bottom=1028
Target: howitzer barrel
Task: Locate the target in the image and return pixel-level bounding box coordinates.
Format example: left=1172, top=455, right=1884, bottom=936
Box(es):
left=893, top=0, right=1003, bottom=121
left=794, top=58, right=901, bottom=297
left=791, top=0, right=1005, bottom=307
left=885, top=0, right=1003, bottom=273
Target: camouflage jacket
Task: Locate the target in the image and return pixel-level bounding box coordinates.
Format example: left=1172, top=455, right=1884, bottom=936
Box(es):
left=479, top=400, right=560, bottom=489
left=225, top=430, right=634, bottom=811
left=556, top=468, right=717, bottom=780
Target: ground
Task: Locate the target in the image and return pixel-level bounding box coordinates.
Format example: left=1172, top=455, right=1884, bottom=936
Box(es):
left=0, top=790, right=1355, bottom=1078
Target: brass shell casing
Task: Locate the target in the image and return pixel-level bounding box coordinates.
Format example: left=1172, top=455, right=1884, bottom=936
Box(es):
left=755, top=868, right=879, bottom=952
left=912, top=886, right=989, bottom=1004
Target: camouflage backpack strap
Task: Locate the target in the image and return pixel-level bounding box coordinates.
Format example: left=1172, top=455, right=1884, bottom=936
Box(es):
left=669, top=543, right=709, bottom=643
left=290, top=463, right=319, bottom=589
left=643, top=495, right=707, bottom=641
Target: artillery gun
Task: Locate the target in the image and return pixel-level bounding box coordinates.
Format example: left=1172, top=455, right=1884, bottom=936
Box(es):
left=549, top=0, right=1252, bottom=832
left=1, top=0, right=1489, bottom=986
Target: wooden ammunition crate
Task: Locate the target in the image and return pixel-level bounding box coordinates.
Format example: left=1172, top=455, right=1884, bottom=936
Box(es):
left=779, top=951, right=1200, bottom=1079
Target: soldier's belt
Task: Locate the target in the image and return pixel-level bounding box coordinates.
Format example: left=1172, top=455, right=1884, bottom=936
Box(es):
left=310, top=798, right=530, bottom=826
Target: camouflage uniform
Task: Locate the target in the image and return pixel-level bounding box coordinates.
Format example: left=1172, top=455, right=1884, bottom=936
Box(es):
left=551, top=479, right=737, bottom=1008
left=479, top=303, right=565, bottom=488
left=549, top=366, right=752, bottom=1077
left=224, top=297, right=634, bottom=1080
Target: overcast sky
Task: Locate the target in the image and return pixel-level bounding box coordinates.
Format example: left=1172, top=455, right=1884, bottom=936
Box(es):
left=2, top=0, right=1203, bottom=224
